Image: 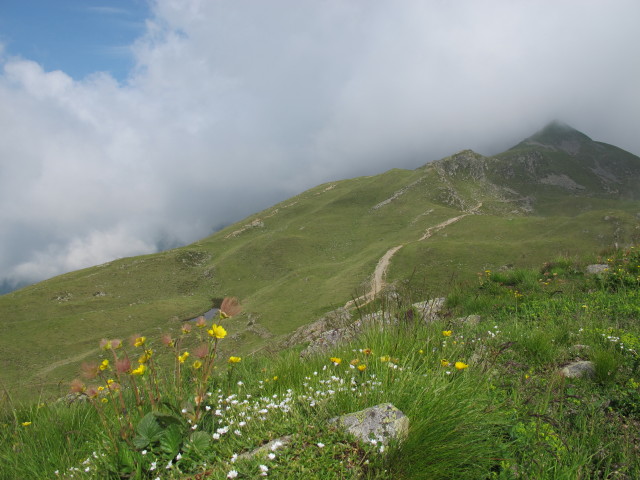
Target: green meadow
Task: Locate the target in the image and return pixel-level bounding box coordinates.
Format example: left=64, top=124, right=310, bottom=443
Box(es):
left=1, top=123, right=640, bottom=478
left=1, top=246, right=639, bottom=479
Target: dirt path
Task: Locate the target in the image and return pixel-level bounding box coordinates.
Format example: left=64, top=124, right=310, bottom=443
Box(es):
left=36, top=347, right=100, bottom=378
left=345, top=203, right=482, bottom=309
left=345, top=245, right=404, bottom=308
left=419, top=212, right=468, bottom=240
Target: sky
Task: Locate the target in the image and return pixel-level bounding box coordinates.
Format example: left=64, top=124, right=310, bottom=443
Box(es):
left=0, top=0, right=639, bottom=293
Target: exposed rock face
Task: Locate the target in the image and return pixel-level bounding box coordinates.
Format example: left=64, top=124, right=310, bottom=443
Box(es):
left=330, top=403, right=409, bottom=446
left=539, top=174, right=585, bottom=191
left=561, top=361, right=595, bottom=379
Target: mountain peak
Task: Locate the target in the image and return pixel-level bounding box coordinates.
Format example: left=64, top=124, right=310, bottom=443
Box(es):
left=515, top=121, right=593, bottom=155
left=529, top=121, right=592, bottom=144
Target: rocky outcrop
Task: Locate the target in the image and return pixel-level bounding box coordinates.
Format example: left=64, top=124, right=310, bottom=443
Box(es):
left=298, top=299, right=446, bottom=358
left=283, top=308, right=352, bottom=350
left=413, top=298, right=446, bottom=322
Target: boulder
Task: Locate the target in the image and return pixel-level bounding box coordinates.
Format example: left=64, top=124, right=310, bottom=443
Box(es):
left=330, top=403, right=409, bottom=446
left=561, top=361, right=595, bottom=378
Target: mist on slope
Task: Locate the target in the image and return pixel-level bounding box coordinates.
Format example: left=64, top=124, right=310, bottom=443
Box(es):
left=1, top=0, right=639, bottom=291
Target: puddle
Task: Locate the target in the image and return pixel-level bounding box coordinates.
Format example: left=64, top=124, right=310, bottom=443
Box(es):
left=188, top=308, right=219, bottom=321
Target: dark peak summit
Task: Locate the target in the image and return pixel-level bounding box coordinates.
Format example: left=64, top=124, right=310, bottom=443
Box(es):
left=529, top=121, right=592, bottom=144
left=514, top=121, right=593, bottom=155
left=528, top=121, right=592, bottom=144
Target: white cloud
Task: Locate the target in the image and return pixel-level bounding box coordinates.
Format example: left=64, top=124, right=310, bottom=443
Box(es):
left=1, top=0, right=639, bottom=289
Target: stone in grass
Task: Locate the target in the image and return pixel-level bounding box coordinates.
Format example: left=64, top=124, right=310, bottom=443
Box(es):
left=330, top=403, right=409, bottom=446
left=561, top=361, right=595, bottom=379
left=458, top=314, right=481, bottom=326
left=413, top=298, right=446, bottom=323
left=238, top=435, right=292, bottom=461
left=586, top=264, right=609, bottom=275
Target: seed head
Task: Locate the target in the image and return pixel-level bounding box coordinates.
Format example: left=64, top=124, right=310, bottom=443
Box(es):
left=220, top=297, right=242, bottom=318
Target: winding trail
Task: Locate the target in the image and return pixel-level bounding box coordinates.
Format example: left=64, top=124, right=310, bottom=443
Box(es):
left=345, top=203, right=482, bottom=309
left=36, top=347, right=100, bottom=378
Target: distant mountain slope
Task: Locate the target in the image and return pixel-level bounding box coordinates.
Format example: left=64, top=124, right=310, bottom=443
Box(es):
left=1, top=122, right=639, bottom=401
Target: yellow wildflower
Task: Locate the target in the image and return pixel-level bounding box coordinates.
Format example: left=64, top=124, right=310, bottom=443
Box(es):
left=178, top=352, right=190, bottom=364
left=207, top=324, right=227, bottom=339
left=362, top=348, right=372, bottom=355
left=380, top=355, right=391, bottom=362
left=97, top=386, right=105, bottom=392
left=442, top=330, right=452, bottom=337
left=228, top=356, right=242, bottom=363
left=357, top=364, right=367, bottom=372
left=99, top=359, right=110, bottom=371
left=131, top=364, right=147, bottom=376
left=138, top=350, right=153, bottom=364
left=133, top=336, right=146, bottom=347
left=101, top=398, right=109, bottom=404
left=350, top=358, right=360, bottom=366
left=455, top=361, right=469, bottom=370
left=440, top=359, right=449, bottom=367
left=418, top=349, right=424, bottom=355
left=192, top=360, right=203, bottom=369
left=330, top=357, right=342, bottom=365
left=273, top=376, right=278, bottom=381
left=21, top=421, right=32, bottom=427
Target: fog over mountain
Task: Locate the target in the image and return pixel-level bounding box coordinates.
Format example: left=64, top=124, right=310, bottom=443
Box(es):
left=1, top=0, right=639, bottom=292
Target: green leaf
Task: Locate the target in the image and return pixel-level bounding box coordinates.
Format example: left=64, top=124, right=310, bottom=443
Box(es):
left=160, top=424, right=183, bottom=456
left=115, top=447, right=136, bottom=474
left=132, top=434, right=150, bottom=450
left=153, top=412, right=184, bottom=429
left=135, top=412, right=163, bottom=446
left=185, top=431, right=211, bottom=455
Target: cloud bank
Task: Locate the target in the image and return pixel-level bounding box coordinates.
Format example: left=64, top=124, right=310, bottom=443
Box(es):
left=1, top=0, right=639, bottom=291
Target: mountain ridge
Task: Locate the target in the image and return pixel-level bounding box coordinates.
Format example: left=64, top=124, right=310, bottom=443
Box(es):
left=1, top=122, right=639, bottom=401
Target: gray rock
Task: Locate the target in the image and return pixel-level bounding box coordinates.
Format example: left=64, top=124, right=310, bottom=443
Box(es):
left=561, top=361, right=595, bottom=378
left=330, top=403, right=409, bottom=446
left=413, top=298, right=446, bottom=323
left=239, top=435, right=292, bottom=461
left=298, top=298, right=445, bottom=357
left=586, top=264, right=609, bottom=274
left=286, top=307, right=352, bottom=348
left=459, top=314, right=481, bottom=326
left=56, top=392, right=89, bottom=405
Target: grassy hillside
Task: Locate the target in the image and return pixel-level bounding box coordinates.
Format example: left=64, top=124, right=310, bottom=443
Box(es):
left=1, top=247, right=639, bottom=479
left=1, top=123, right=639, bottom=402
